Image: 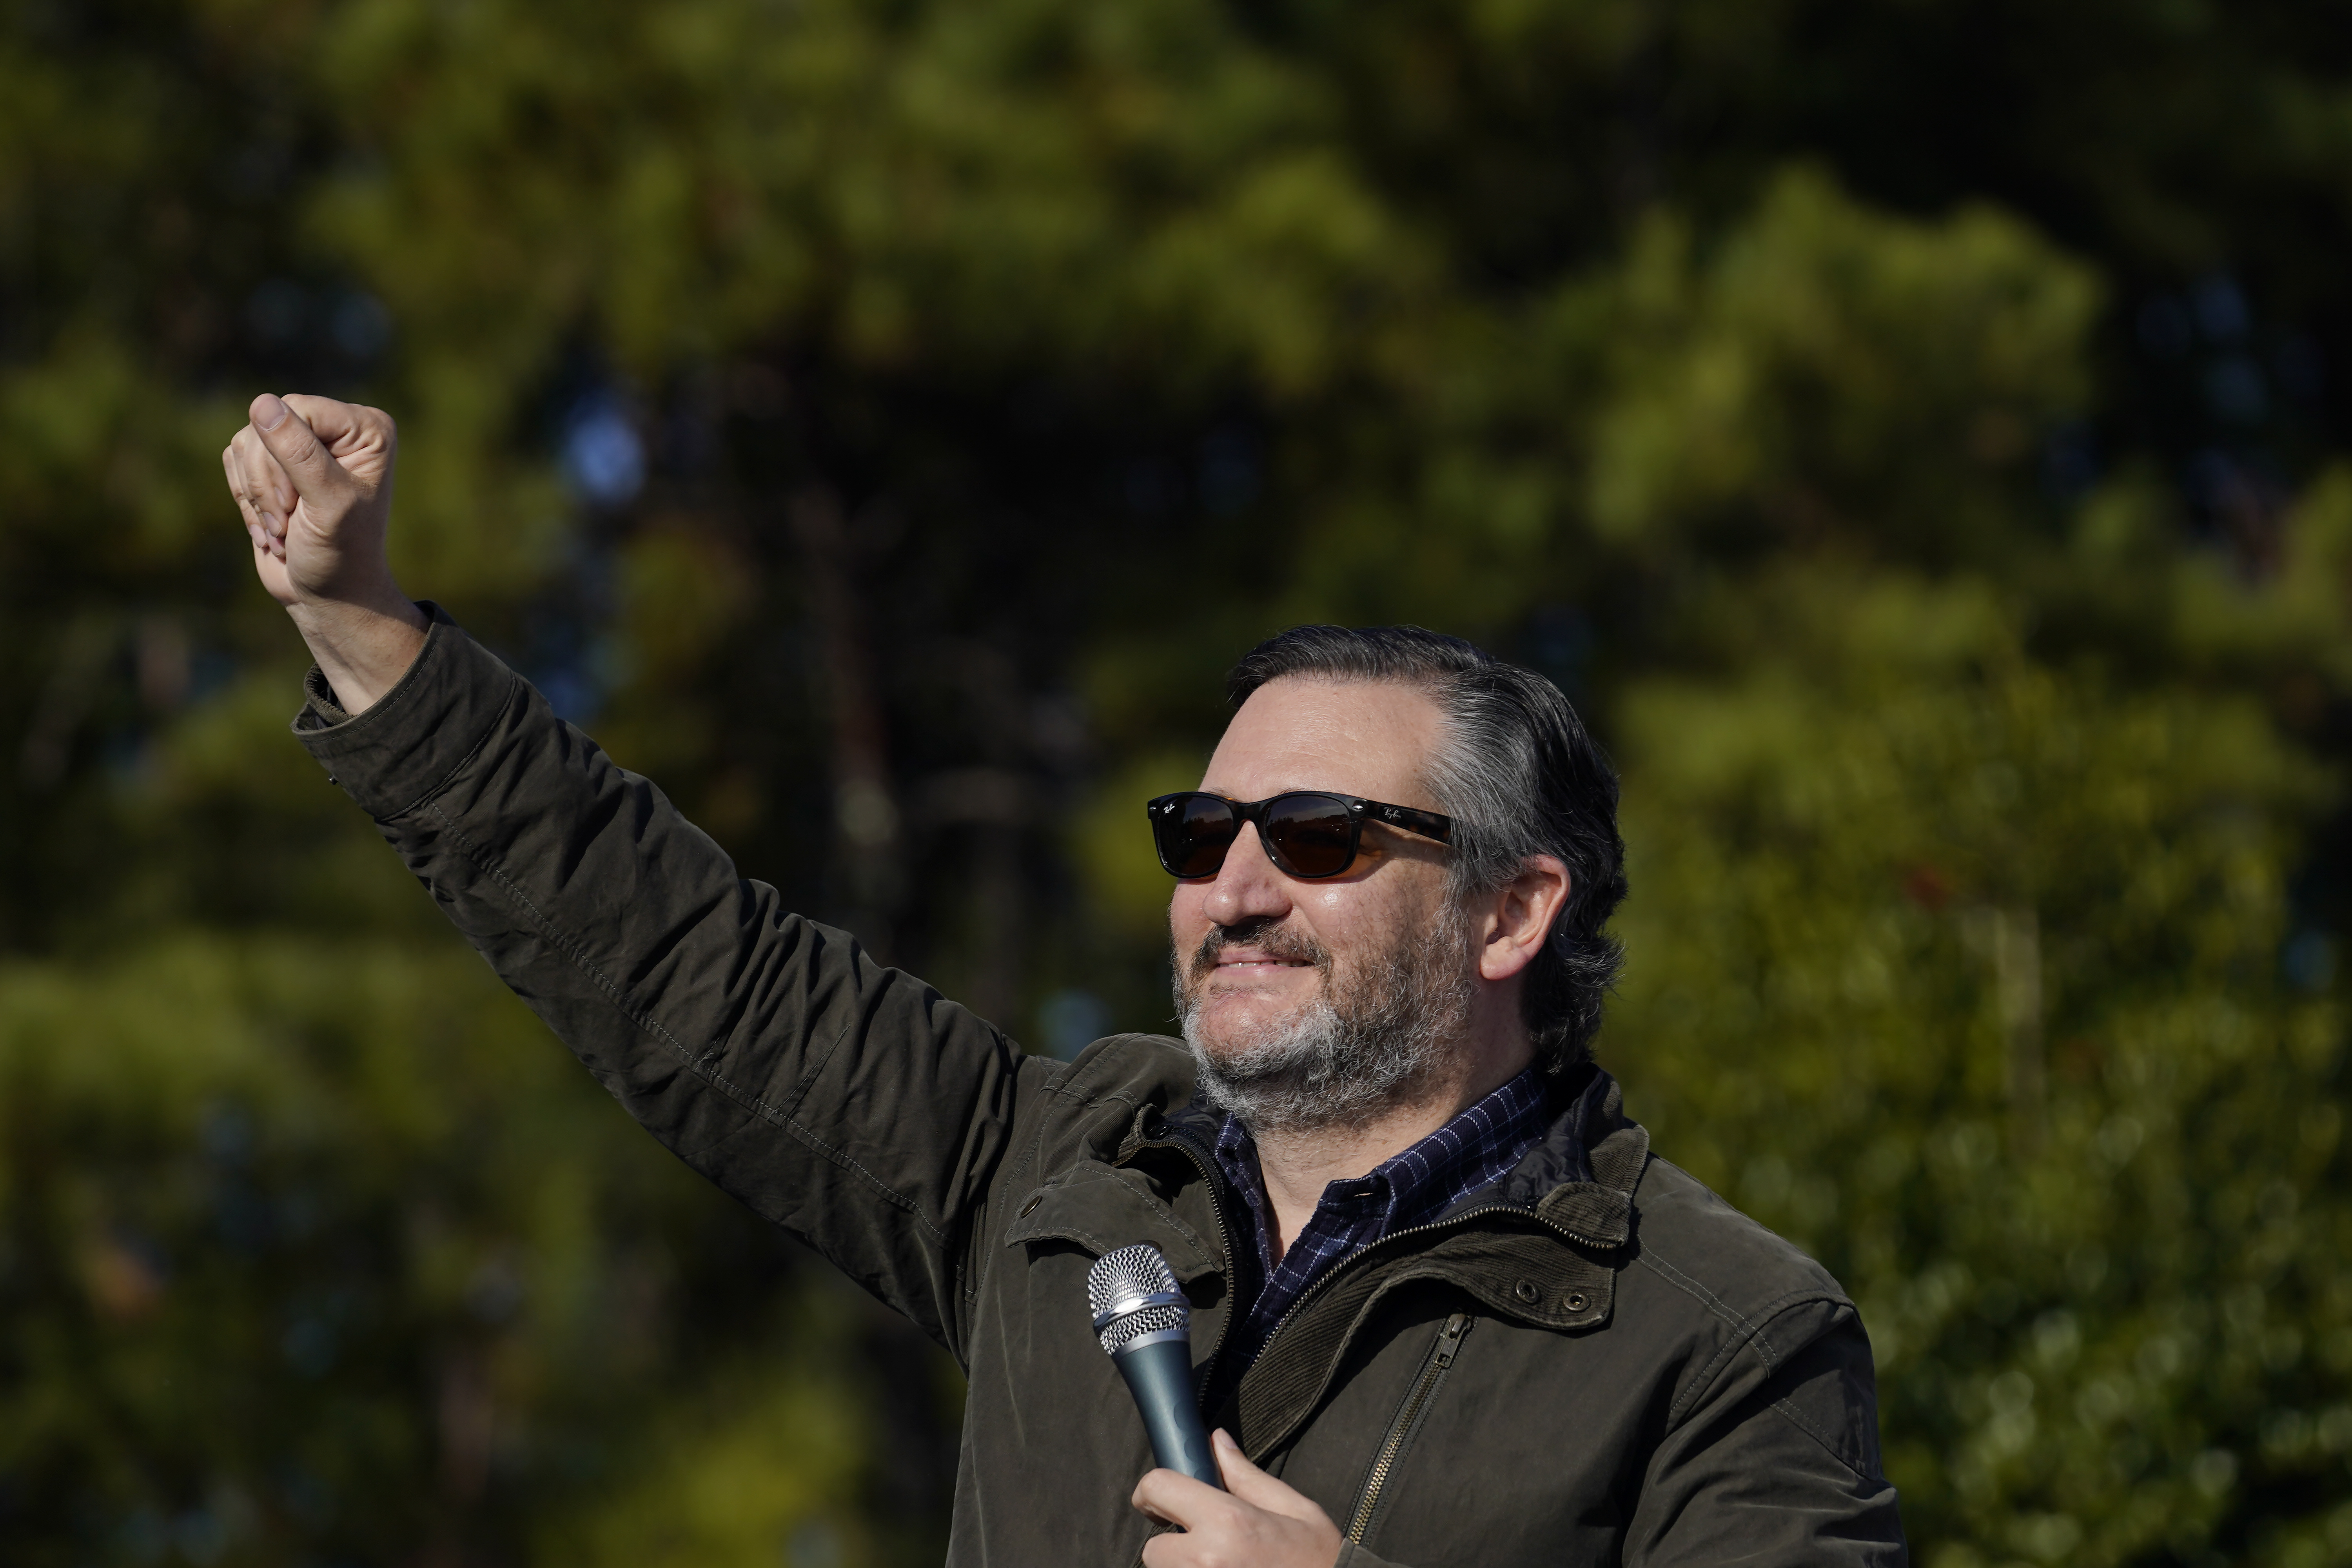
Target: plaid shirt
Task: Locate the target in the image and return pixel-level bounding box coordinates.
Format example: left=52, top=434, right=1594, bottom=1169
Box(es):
left=1208, top=1066, right=1550, bottom=1400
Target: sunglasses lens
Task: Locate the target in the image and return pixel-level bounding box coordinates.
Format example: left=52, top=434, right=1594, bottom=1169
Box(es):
left=1154, top=794, right=1239, bottom=878
left=1261, top=794, right=1356, bottom=878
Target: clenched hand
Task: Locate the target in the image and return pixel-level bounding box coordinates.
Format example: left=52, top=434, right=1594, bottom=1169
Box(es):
left=1132, top=1430, right=1346, bottom=1568
left=222, top=393, right=426, bottom=711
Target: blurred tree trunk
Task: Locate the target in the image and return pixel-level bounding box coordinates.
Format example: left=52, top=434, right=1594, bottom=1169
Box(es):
left=1991, top=905, right=2045, bottom=1154
left=791, top=485, right=902, bottom=962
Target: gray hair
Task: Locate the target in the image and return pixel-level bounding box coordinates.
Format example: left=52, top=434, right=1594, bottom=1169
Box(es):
left=1226, top=625, right=1628, bottom=1068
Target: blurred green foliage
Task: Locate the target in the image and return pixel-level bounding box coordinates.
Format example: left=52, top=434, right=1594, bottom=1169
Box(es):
left=5, top=0, right=2352, bottom=1563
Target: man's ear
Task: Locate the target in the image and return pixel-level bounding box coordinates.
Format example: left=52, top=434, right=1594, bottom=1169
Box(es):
left=1478, top=855, right=1572, bottom=983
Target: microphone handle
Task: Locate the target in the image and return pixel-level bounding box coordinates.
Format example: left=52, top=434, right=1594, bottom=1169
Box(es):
left=1113, top=1338, right=1223, bottom=1489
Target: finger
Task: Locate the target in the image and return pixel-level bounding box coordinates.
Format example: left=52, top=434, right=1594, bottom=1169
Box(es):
left=227, top=421, right=300, bottom=566
left=1130, top=1467, right=1229, bottom=1534
left=1212, top=1430, right=1333, bottom=1527
left=228, top=485, right=266, bottom=550
left=229, top=423, right=296, bottom=526
left=249, top=393, right=353, bottom=506
left=221, top=446, right=272, bottom=547
left=281, top=392, right=359, bottom=446
left=281, top=394, right=394, bottom=470
left=1209, top=1430, right=1284, bottom=1508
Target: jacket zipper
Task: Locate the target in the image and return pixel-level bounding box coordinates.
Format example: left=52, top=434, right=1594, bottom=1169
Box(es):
left=1142, top=1123, right=1242, bottom=1377
left=1346, top=1311, right=1473, bottom=1543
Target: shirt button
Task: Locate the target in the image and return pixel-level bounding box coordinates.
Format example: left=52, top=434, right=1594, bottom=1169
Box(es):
left=1514, top=1279, right=1540, bottom=1304
left=1018, top=1195, right=1043, bottom=1217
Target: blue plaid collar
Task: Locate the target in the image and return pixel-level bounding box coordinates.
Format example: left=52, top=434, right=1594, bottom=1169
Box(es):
left=1205, top=1065, right=1553, bottom=1400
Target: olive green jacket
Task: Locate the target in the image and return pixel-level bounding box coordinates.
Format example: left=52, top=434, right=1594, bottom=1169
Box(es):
left=294, top=607, right=1906, bottom=1567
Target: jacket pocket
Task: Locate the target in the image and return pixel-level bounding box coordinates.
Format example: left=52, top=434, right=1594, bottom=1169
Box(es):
left=1345, top=1312, right=1474, bottom=1546
left=1002, top=1161, right=1222, bottom=1285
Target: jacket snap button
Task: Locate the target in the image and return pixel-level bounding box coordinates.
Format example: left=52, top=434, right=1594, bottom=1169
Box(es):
left=1513, top=1279, right=1540, bottom=1304
left=1018, top=1194, right=1043, bottom=1218
left=1567, top=1291, right=1589, bottom=1312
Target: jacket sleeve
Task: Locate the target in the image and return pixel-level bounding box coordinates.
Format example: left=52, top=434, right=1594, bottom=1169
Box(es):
left=1624, top=1295, right=1908, bottom=1566
left=292, top=605, right=1036, bottom=1363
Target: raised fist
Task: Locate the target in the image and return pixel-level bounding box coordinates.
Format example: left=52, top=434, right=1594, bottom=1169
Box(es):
left=222, top=393, right=404, bottom=613
left=223, top=393, right=426, bottom=712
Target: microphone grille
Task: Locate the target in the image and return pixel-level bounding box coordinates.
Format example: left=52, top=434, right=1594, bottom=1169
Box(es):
left=1086, top=1243, right=1188, bottom=1356
left=1099, top=1299, right=1188, bottom=1355
left=1087, top=1243, right=1178, bottom=1316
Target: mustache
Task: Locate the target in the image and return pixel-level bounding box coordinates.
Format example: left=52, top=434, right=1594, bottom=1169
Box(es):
left=1187, top=916, right=1331, bottom=983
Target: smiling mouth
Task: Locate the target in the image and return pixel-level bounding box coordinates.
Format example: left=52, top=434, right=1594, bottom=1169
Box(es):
left=1202, top=942, right=1323, bottom=989
left=1186, top=918, right=1329, bottom=988
left=1213, top=954, right=1313, bottom=975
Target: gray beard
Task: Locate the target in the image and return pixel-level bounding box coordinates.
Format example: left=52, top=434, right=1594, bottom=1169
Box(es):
left=1174, top=904, right=1475, bottom=1136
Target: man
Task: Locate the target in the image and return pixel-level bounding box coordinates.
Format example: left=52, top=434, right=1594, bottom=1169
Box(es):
left=223, top=393, right=1906, bottom=1566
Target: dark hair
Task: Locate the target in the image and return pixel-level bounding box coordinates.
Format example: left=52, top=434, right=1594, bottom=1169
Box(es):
left=1227, top=625, right=1627, bottom=1068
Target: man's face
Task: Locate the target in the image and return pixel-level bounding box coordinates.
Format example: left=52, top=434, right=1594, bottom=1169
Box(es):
left=1169, top=678, right=1467, bottom=1124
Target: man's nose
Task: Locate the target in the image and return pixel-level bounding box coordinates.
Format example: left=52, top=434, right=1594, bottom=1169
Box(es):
left=1199, top=822, right=1292, bottom=926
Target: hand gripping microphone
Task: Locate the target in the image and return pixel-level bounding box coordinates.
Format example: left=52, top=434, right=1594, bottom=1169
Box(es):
left=1087, top=1243, right=1223, bottom=1488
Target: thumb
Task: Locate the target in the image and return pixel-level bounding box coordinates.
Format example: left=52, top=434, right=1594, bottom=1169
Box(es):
left=1210, top=1430, right=1298, bottom=1514
left=250, top=394, right=352, bottom=506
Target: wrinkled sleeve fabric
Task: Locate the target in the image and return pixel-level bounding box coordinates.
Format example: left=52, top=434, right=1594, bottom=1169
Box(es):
left=1624, top=1292, right=1907, bottom=1566
left=292, top=605, right=1030, bottom=1363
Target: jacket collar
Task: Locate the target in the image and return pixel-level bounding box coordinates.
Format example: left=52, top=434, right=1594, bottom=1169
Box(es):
left=1005, top=1052, right=1652, bottom=1302
left=1147, top=1060, right=1630, bottom=1210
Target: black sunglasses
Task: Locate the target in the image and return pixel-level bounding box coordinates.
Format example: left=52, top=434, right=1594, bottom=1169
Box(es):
left=1145, top=791, right=1454, bottom=880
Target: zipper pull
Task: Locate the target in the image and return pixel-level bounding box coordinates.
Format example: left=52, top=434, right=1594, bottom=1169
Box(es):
left=1431, top=1312, right=1469, bottom=1369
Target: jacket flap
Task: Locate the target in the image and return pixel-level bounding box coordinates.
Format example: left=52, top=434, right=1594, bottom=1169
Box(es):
left=1586, top=1120, right=1651, bottom=1197
left=1535, top=1183, right=1633, bottom=1246
left=1003, top=1161, right=1222, bottom=1285
left=1420, top=1229, right=1617, bottom=1331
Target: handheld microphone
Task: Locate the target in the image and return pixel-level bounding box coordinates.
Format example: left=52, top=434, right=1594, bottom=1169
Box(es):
left=1087, top=1243, right=1223, bottom=1489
